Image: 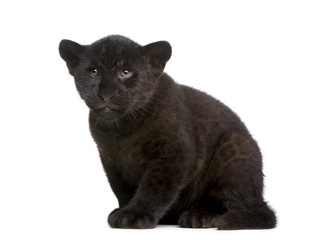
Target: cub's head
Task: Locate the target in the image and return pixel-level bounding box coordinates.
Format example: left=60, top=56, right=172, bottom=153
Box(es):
left=59, top=35, right=171, bottom=121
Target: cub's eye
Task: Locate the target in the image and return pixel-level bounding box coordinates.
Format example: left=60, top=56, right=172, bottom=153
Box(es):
left=88, top=68, right=99, bottom=77
left=119, top=69, right=134, bottom=80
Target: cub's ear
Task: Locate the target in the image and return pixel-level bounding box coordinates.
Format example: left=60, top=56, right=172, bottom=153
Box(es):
left=141, top=41, right=172, bottom=68
left=59, top=39, right=86, bottom=76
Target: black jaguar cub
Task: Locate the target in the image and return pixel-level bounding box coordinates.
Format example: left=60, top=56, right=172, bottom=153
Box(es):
left=59, top=35, right=276, bottom=230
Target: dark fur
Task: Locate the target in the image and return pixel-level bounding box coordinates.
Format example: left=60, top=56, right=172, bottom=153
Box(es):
left=59, top=35, right=276, bottom=230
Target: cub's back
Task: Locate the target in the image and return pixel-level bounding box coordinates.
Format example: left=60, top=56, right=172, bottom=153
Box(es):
left=178, top=84, right=249, bottom=136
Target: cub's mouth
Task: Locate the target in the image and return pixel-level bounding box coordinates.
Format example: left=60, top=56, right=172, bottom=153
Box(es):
left=93, top=102, right=120, bottom=112
left=92, top=104, right=123, bottom=121
left=104, top=106, right=120, bottom=113
left=100, top=105, right=121, bottom=115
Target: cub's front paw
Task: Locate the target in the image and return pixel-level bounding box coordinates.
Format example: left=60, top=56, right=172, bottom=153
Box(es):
left=108, top=208, right=157, bottom=229
left=179, top=209, right=219, bottom=228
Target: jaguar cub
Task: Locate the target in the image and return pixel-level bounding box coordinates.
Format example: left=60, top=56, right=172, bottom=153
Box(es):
left=59, top=35, right=276, bottom=230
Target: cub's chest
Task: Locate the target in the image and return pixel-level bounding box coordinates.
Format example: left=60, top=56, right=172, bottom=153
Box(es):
left=101, top=138, right=148, bottom=184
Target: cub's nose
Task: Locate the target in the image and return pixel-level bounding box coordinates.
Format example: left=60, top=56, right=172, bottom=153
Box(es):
left=98, top=92, right=115, bottom=103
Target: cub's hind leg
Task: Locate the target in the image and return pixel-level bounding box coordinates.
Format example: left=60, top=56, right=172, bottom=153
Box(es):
left=180, top=131, right=276, bottom=229
left=209, top=131, right=276, bottom=230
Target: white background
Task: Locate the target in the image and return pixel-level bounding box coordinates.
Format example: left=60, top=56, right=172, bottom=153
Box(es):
left=0, top=0, right=315, bottom=239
